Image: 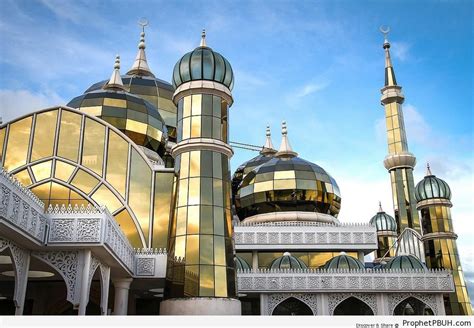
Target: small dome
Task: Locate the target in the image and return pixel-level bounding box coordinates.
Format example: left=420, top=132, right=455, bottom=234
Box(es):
left=234, top=256, right=251, bottom=271
left=385, top=255, right=426, bottom=270
left=235, top=156, right=341, bottom=220
left=172, top=31, right=234, bottom=90
left=369, top=204, right=397, bottom=232
left=269, top=252, right=307, bottom=270
left=67, top=90, right=168, bottom=155
left=323, top=254, right=365, bottom=270
left=415, top=168, right=451, bottom=202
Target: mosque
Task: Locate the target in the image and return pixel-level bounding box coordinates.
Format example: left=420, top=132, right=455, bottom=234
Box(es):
left=0, top=23, right=471, bottom=316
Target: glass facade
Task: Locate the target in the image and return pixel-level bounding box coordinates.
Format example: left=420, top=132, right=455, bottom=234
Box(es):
left=421, top=206, right=472, bottom=315
left=0, top=107, right=175, bottom=249
left=166, top=93, right=236, bottom=299
left=255, top=252, right=358, bottom=269
left=389, top=168, right=420, bottom=234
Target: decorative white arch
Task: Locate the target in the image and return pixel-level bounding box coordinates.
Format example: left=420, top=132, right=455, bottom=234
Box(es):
left=267, top=293, right=318, bottom=315
left=328, top=293, right=377, bottom=315
left=389, top=293, right=438, bottom=315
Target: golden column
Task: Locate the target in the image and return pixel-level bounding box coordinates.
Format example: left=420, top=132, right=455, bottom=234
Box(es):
left=415, top=165, right=472, bottom=315
left=379, top=27, right=421, bottom=234
left=161, top=31, right=240, bottom=315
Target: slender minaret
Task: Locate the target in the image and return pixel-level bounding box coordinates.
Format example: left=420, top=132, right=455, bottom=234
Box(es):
left=127, top=19, right=155, bottom=77
left=415, top=164, right=472, bottom=315
left=379, top=27, right=421, bottom=235
left=161, top=31, right=240, bottom=315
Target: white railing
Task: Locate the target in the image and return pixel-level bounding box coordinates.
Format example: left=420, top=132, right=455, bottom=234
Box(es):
left=234, top=221, right=378, bottom=250
left=0, top=168, right=48, bottom=243
left=236, top=268, right=454, bottom=293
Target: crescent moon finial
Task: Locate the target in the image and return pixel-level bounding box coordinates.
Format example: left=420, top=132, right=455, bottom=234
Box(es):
left=379, top=25, right=390, bottom=43
left=138, top=17, right=149, bottom=32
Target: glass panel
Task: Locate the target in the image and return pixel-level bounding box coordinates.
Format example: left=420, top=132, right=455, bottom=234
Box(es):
left=212, top=152, right=222, bottom=179
left=274, top=170, right=296, bottom=179
left=202, top=50, right=214, bottom=80
left=129, top=149, right=152, bottom=242
left=152, top=172, right=174, bottom=249
left=176, top=206, right=187, bottom=236
left=191, top=94, right=202, bottom=116
left=212, top=117, right=220, bottom=139
left=213, top=179, right=223, bottom=207
left=200, top=205, right=213, bottom=234
left=187, top=205, right=199, bottom=234
left=30, top=182, right=51, bottom=206
left=104, top=130, right=128, bottom=197
left=31, top=110, right=58, bottom=162
left=54, top=160, right=75, bottom=182
left=175, top=235, right=186, bottom=258
left=14, top=169, right=32, bottom=186
left=201, top=116, right=212, bottom=138
left=91, top=184, right=121, bottom=213
left=186, top=235, right=199, bottom=265
left=200, top=235, right=213, bottom=264
left=189, top=151, right=200, bottom=177
left=190, top=115, right=201, bottom=138
left=57, top=110, right=82, bottom=162
left=213, top=207, right=225, bottom=236
left=183, top=96, right=191, bottom=118
left=182, top=117, right=190, bottom=139
left=214, top=266, right=227, bottom=297
left=214, top=236, right=225, bottom=265
left=31, top=160, right=52, bottom=182
left=200, top=177, right=213, bottom=205
left=177, top=178, right=188, bottom=207
left=82, top=118, right=105, bottom=176
left=199, top=265, right=214, bottom=296
left=114, top=209, right=143, bottom=248
left=4, top=116, right=32, bottom=171
left=0, top=127, right=5, bottom=164
left=70, top=169, right=99, bottom=194
left=202, top=94, right=213, bottom=116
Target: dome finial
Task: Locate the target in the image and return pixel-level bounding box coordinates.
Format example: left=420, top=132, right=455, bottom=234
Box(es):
left=200, top=29, right=207, bottom=47
left=378, top=201, right=383, bottom=213
left=104, top=55, right=125, bottom=91
left=426, top=163, right=433, bottom=176
left=127, top=18, right=155, bottom=77
left=276, top=121, right=298, bottom=158
left=261, top=125, right=277, bottom=155
left=380, top=25, right=390, bottom=46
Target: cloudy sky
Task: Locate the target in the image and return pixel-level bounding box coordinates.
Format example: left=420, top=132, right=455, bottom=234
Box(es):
left=0, top=0, right=472, bottom=303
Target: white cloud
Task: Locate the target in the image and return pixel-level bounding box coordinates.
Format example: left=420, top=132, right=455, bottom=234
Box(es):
left=295, top=81, right=330, bottom=98
left=391, top=41, right=411, bottom=62
left=39, top=0, right=107, bottom=28
left=0, top=89, right=65, bottom=123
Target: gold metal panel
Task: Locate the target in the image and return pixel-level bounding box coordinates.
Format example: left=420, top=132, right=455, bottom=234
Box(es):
left=14, top=169, right=32, bottom=186
left=254, top=180, right=273, bottom=192
left=82, top=118, right=105, bottom=176
left=152, top=172, right=174, bottom=249
left=31, top=110, right=57, bottom=162
left=91, top=184, right=122, bottom=213
left=81, top=106, right=103, bottom=117
left=274, top=170, right=295, bottom=180
left=274, top=179, right=296, bottom=190
left=105, top=130, right=128, bottom=197
left=57, top=110, right=82, bottom=162
left=103, top=98, right=127, bottom=108
left=4, top=116, right=32, bottom=171
left=126, top=119, right=148, bottom=135
left=31, top=160, right=52, bottom=182
left=70, top=169, right=99, bottom=194
left=147, top=125, right=162, bottom=141
left=114, top=209, right=143, bottom=248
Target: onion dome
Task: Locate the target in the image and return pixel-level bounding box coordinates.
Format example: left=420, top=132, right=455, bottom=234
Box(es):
left=84, top=25, right=177, bottom=140
left=235, top=122, right=341, bottom=221
left=323, top=253, right=365, bottom=270
left=369, top=202, right=397, bottom=232
left=67, top=55, right=168, bottom=156
left=414, top=164, right=451, bottom=202
left=234, top=255, right=251, bottom=271
left=172, top=30, right=234, bottom=90
left=232, top=126, right=277, bottom=200
left=269, top=252, right=307, bottom=270
left=385, top=255, right=426, bottom=270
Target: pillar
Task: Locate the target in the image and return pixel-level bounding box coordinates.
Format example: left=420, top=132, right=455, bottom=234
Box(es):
left=14, top=251, right=30, bottom=315
left=78, top=250, right=91, bottom=315
left=100, top=265, right=111, bottom=315
left=252, top=251, right=258, bottom=270
left=113, top=278, right=133, bottom=315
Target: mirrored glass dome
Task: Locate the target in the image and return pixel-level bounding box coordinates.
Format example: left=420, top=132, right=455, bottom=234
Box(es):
left=415, top=174, right=451, bottom=202
left=269, top=252, right=307, bottom=270
left=323, top=254, right=364, bottom=270
left=385, top=255, right=427, bottom=270
left=370, top=210, right=397, bottom=232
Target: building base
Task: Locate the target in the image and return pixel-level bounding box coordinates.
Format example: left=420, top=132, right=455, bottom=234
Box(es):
left=160, top=297, right=241, bottom=315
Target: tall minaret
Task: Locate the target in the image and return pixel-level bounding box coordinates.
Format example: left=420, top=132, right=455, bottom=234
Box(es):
left=161, top=31, right=240, bottom=315
left=415, top=164, right=472, bottom=315
left=379, top=27, right=421, bottom=235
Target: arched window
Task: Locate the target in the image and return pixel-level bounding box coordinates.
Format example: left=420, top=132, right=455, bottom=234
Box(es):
left=333, top=297, right=374, bottom=315
left=394, top=297, right=434, bottom=315
left=272, top=297, right=313, bottom=315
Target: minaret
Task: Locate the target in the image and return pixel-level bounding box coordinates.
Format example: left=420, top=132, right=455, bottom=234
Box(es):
left=379, top=27, right=421, bottom=234
left=127, top=19, right=155, bottom=77
left=161, top=31, right=240, bottom=314
left=415, top=164, right=472, bottom=315
left=369, top=202, right=397, bottom=263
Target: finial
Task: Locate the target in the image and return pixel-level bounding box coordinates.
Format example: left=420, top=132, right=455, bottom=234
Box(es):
left=261, top=125, right=277, bottom=156
left=379, top=25, right=390, bottom=46
left=378, top=201, right=383, bottom=213
left=426, top=163, right=433, bottom=176
left=275, top=121, right=298, bottom=158
left=127, top=18, right=154, bottom=77
left=200, top=29, right=207, bottom=47
left=103, top=54, right=125, bottom=90
left=138, top=18, right=148, bottom=49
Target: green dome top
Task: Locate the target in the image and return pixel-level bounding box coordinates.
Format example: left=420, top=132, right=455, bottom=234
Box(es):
left=369, top=204, right=397, bottom=232
left=235, top=255, right=251, bottom=271
left=270, top=252, right=307, bottom=270
left=323, top=254, right=365, bottom=270
left=385, top=255, right=426, bottom=270
left=172, top=32, right=234, bottom=90
left=415, top=166, right=451, bottom=202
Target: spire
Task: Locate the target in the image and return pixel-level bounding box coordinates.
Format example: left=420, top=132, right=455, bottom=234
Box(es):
left=260, top=125, right=277, bottom=156
left=103, top=55, right=126, bottom=91
left=127, top=18, right=155, bottom=77
left=380, top=26, right=397, bottom=87
left=426, top=163, right=433, bottom=176
left=275, top=121, right=298, bottom=158
left=378, top=201, right=384, bottom=213
left=200, top=29, right=207, bottom=47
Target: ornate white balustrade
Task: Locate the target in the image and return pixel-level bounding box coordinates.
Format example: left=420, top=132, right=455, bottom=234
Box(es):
left=234, top=221, right=378, bottom=251
left=0, top=169, right=48, bottom=244
left=236, top=268, right=454, bottom=293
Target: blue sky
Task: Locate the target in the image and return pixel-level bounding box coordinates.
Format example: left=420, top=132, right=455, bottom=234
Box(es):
left=0, top=0, right=473, bottom=303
